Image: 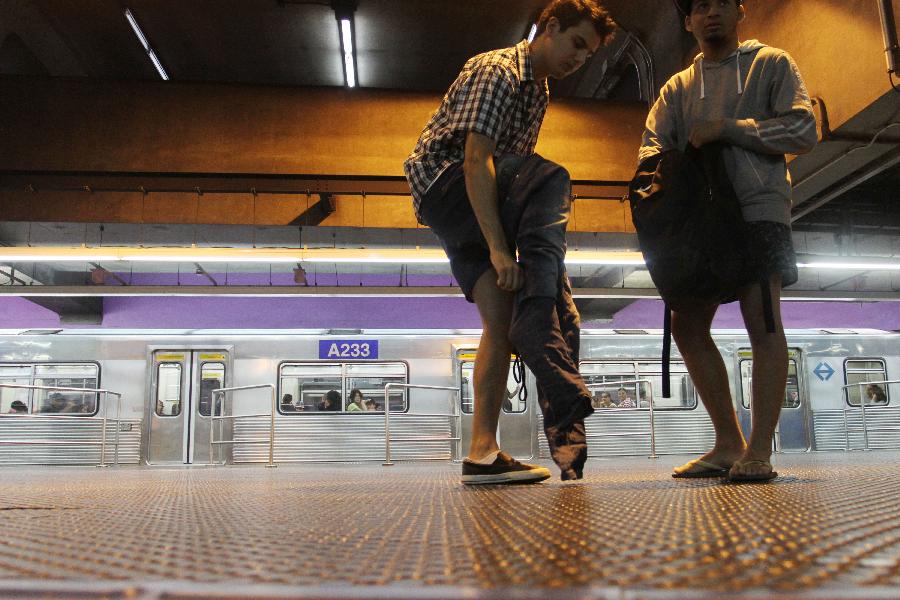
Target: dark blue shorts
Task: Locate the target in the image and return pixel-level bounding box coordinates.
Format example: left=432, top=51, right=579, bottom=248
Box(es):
left=746, top=221, right=798, bottom=288
left=418, top=156, right=525, bottom=302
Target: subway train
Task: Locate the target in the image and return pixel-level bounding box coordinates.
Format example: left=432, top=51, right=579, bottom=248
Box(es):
left=0, top=328, right=897, bottom=466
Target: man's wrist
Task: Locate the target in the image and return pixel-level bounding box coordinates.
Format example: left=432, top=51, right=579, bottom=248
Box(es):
left=721, top=119, right=746, bottom=143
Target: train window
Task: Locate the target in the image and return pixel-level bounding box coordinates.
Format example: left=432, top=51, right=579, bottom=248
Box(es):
left=0, top=365, right=32, bottom=414
left=581, top=363, right=641, bottom=409
left=198, top=363, right=225, bottom=417
left=739, top=359, right=801, bottom=409
left=281, top=364, right=342, bottom=412
left=155, top=363, right=182, bottom=417
left=579, top=362, right=696, bottom=410
left=460, top=362, right=474, bottom=414
left=345, top=363, right=407, bottom=412
left=636, top=363, right=698, bottom=410
left=32, top=364, right=100, bottom=416
left=279, top=362, right=408, bottom=414
left=844, top=359, right=889, bottom=407
left=459, top=360, right=525, bottom=414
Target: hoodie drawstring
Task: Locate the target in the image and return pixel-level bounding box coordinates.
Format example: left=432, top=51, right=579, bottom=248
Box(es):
left=698, top=49, right=744, bottom=100
left=699, top=58, right=706, bottom=99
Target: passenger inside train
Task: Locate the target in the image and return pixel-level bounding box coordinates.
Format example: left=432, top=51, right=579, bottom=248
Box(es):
left=616, top=388, right=635, bottom=408
left=7, top=400, right=27, bottom=414
left=593, top=392, right=614, bottom=409
left=866, top=384, right=888, bottom=405
left=317, top=390, right=341, bottom=412
left=280, top=394, right=297, bottom=412
left=346, top=388, right=365, bottom=412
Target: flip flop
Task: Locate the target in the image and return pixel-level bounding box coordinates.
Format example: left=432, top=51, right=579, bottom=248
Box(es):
left=727, top=459, right=778, bottom=483
left=672, top=458, right=730, bottom=479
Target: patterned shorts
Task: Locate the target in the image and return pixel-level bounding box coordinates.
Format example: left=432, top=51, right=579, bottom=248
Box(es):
left=745, top=221, right=798, bottom=288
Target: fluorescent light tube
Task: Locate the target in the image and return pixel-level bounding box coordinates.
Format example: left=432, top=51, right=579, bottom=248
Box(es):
left=124, top=8, right=149, bottom=50
left=341, top=18, right=356, bottom=87
left=124, top=7, right=169, bottom=81
left=796, top=261, right=900, bottom=271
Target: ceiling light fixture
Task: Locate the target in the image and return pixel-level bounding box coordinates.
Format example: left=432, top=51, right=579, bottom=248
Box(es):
left=3, top=247, right=900, bottom=271
left=124, top=7, right=169, bottom=81
left=332, top=1, right=359, bottom=88
left=796, top=260, right=900, bottom=271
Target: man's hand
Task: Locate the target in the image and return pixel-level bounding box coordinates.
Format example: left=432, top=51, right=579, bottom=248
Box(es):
left=490, top=248, right=524, bottom=292
left=689, top=119, right=726, bottom=148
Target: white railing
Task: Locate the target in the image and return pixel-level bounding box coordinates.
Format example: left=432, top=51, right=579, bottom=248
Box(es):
left=210, top=384, right=277, bottom=468
left=586, top=379, right=657, bottom=458
left=383, top=383, right=461, bottom=466
left=840, top=379, right=900, bottom=451
left=0, top=383, right=124, bottom=466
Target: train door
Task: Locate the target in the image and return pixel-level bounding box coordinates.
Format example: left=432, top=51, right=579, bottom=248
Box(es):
left=457, top=351, right=534, bottom=459
left=736, top=348, right=810, bottom=452
left=146, top=349, right=231, bottom=465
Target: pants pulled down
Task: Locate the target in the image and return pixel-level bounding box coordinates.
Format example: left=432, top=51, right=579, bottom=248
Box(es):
left=500, top=155, right=595, bottom=480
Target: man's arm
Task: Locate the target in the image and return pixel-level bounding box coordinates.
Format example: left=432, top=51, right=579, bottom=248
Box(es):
left=693, top=53, right=817, bottom=155
left=638, top=81, right=680, bottom=163
left=464, top=131, right=523, bottom=292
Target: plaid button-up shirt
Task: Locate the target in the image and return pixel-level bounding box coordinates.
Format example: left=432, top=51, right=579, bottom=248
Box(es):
left=404, top=40, right=550, bottom=222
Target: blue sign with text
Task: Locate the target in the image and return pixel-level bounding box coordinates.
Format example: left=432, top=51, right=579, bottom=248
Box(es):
left=319, top=340, right=379, bottom=360
left=814, top=361, right=835, bottom=381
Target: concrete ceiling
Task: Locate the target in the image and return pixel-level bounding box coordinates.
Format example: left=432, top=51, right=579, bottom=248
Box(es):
left=1, top=0, right=899, bottom=323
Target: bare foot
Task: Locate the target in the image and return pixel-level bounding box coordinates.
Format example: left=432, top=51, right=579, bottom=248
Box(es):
left=729, top=449, right=776, bottom=480
left=673, top=445, right=745, bottom=477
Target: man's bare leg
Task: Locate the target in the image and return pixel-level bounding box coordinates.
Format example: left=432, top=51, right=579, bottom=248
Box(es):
left=467, top=269, right=515, bottom=460
left=731, top=274, right=786, bottom=478
left=671, top=303, right=747, bottom=472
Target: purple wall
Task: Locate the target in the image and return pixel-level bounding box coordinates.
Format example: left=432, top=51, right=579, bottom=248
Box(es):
left=0, top=295, right=897, bottom=331
left=0, top=297, right=65, bottom=328
left=608, top=299, right=900, bottom=331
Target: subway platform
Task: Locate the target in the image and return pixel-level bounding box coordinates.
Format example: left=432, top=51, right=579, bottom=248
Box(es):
left=1, top=452, right=899, bottom=599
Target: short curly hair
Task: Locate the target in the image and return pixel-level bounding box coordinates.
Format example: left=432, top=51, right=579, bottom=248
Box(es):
left=535, top=0, right=616, bottom=44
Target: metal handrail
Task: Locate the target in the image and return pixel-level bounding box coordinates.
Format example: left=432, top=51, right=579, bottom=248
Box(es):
left=383, top=383, right=460, bottom=466
left=0, top=382, right=123, bottom=466
left=586, top=378, right=657, bottom=459
left=210, top=384, right=277, bottom=468
left=840, top=379, right=899, bottom=451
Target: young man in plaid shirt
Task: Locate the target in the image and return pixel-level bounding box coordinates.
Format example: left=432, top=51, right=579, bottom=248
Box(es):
left=405, top=0, right=615, bottom=484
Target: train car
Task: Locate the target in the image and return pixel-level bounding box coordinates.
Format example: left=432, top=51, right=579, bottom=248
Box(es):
left=0, top=328, right=897, bottom=466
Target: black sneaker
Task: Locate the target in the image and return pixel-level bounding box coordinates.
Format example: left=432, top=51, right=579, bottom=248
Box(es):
left=461, top=451, right=551, bottom=485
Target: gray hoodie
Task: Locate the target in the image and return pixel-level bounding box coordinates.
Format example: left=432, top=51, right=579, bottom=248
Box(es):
left=638, top=40, right=817, bottom=224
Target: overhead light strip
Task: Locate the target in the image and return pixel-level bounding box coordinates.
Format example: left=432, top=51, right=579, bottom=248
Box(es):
left=124, top=8, right=169, bottom=81
left=795, top=261, right=900, bottom=271
left=340, top=18, right=356, bottom=88
left=0, top=246, right=641, bottom=266
left=2, top=247, right=900, bottom=271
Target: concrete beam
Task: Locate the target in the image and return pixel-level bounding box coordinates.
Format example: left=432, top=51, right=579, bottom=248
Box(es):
left=1, top=77, right=642, bottom=232
left=0, top=77, right=645, bottom=179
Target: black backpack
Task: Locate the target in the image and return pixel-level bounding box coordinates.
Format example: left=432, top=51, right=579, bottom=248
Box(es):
left=629, top=143, right=773, bottom=396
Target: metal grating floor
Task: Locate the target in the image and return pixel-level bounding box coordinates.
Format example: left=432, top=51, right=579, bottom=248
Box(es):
left=1, top=452, right=900, bottom=599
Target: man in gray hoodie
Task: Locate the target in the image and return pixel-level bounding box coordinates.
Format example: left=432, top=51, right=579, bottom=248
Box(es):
left=638, top=0, right=817, bottom=482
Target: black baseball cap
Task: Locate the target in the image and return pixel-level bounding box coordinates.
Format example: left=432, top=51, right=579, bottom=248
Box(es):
left=674, top=0, right=742, bottom=16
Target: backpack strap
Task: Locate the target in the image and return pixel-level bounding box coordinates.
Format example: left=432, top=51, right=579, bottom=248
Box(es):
left=662, top=302, right=672, bottom=398
left=760, top=277, right=776, bottom=334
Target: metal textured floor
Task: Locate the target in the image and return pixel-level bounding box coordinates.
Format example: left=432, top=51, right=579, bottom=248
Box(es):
left=1, top=453, right=900, bottom=599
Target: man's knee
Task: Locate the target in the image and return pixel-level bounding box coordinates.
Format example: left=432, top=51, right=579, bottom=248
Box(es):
left=671, top=311, right=712, bottom=348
